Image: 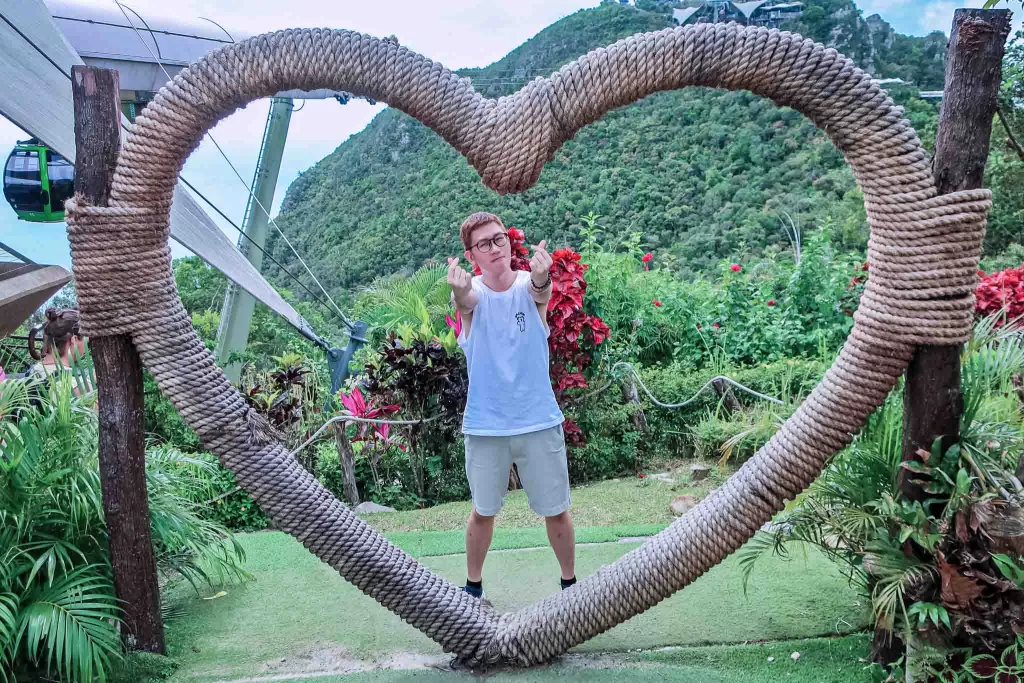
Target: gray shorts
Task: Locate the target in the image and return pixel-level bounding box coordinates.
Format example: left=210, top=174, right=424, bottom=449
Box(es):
left=464, top=424, right=570, bottom=517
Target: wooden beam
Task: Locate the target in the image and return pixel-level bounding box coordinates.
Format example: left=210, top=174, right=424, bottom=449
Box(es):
left=71, top=65, right=166, bottom=654
left=899, top=8, right=1011, bottom=503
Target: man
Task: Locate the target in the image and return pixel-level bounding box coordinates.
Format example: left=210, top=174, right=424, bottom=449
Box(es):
left=448, top=212, right=576, bottom=600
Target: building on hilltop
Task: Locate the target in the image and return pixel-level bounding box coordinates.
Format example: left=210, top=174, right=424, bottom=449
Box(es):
left=672, top=0, right=804, bottom=28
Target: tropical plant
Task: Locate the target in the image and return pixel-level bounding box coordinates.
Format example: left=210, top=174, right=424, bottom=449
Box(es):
left=240, top=352, right=324, bottom=471
left=738, top=320, right=1024, bottom=680
left=356, top=263, right=454, bottom=344
left=360, top=329, right=468, bottom=503
left=0, top=375, right=248, bottom=682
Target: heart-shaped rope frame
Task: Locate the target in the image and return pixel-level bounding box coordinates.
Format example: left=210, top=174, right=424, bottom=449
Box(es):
left=66, top=21, right=991, bottom=667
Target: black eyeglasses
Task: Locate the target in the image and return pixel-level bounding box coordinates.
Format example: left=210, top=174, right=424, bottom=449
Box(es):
left=472, top=232, right=509, bottom=253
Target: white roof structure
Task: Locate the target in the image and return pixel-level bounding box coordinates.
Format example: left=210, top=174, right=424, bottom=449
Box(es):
left=0, top=0, right=323, bottom=338
left=672, top=6, right=702, bottom=24
left=48, top=1, right=343, bottom=98
left=731, top=0, right=772, bottom=18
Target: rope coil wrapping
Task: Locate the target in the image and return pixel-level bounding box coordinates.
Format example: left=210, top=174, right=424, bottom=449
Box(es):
left=64, top=22, right=991, bottom=666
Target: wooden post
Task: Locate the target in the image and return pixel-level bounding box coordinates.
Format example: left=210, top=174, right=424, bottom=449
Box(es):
left=889, top=8, right=1011, bottom=674
left=332, top=423, right=361, bottom=506
left=710, top=377, right=741, bottom=415
left=72, top=66, right=166, bottom=654
left=899, top=9, right=1011, bottom=502
left=621, top=375, right=649, bottom=433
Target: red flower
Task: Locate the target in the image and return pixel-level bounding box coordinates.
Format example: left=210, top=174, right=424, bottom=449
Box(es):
left=642, top=253, right=653, bottom=263
left=713, top=322, right=720, bottom=329
left=730, top=264, right=741, bottom=273
left=637, top=473, right=646, bottom=479
left=696, top=324, right=702, bottom=329
left=652, top=299, right=662, bottom=307
left=767, top=299, right=776, bottom=306
left=508, top=226, right=524, bottom=241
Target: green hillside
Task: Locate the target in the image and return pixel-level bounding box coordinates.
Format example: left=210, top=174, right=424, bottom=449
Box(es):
left=264, top=1, right=1012, bottom=300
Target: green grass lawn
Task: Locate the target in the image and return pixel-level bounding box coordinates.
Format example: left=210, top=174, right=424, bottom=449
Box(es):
left=163, top=529, right=869, bottom=682
left=239, top=634, right=875, bottom=683
left=361, top=473, right=720, bottom=534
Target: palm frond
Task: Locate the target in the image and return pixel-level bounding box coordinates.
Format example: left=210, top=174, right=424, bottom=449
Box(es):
left=16, top=565, right=122, bottom=683
left=863, top=538, right=934, bottom=634
left=0, top=591, right=17, bottom=653
left=0, top=379, right=31, bottom=420
left=737, top=530, right=785, bottom=594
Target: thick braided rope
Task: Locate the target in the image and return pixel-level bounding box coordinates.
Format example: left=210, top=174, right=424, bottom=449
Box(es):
left=65, top=23, right=991, bottom=666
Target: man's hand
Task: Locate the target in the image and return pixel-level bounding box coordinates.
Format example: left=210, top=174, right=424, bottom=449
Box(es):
left=529, top=240, right=552, bottom=287
left=447, top=257, right=472, bottom=295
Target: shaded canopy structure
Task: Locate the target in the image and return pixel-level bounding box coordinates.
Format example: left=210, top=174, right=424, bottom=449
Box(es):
left=0, top=0, right=353, bottom=341
left=65, top=21, right=990, bottom=668
left=0, top=261, right=70, bottom=339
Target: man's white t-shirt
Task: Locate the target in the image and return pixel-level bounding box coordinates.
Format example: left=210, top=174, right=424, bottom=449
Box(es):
left=457, top=271, right=564, bottom=436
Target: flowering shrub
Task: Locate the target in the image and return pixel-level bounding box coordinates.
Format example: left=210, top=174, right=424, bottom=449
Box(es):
left=976, top=266, right=1024, bottom=325
left=361, top=331, right=469, bottom=503
left=503, top=230, right=610, bottom=446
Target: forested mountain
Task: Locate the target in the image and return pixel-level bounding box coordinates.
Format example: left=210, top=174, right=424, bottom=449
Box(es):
left=264, top=0, right=1015, bottom=299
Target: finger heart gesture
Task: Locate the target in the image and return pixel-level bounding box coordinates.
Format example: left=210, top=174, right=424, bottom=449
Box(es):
left=530, top=240, right=552, bottom=284
left=447, top=256, right=472, bottom=293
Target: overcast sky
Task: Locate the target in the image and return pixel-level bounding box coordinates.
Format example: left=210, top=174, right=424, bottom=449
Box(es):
left=0, top=0, right=1004, bottom=271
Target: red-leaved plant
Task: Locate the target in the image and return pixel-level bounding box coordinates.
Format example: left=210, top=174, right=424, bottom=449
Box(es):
left=467, top=225, right=609, bottom=445
left=515, top=229, right=609, bottom=445
left=337, top=386, right=403, bottom=449
left=976, top=266, right=1024, bottom=326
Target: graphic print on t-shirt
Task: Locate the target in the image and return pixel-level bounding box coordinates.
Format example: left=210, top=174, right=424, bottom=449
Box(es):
left=516, top=311, right=526, bottom=332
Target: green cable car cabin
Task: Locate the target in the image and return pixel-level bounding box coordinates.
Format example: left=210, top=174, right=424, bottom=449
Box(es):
left=3, top=140, right=75, bottom=223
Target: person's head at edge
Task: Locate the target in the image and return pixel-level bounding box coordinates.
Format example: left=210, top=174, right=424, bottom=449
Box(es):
left=30, top=307, right=86, bottom=366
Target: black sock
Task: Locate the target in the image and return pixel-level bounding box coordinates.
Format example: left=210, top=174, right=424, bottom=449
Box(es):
left=464, top=579, right=483, bottom=597
left=560, top=576, right=577, bottom=589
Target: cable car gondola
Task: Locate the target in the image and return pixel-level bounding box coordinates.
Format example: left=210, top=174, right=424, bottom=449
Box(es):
left=3, top=139, right=74, bottom=223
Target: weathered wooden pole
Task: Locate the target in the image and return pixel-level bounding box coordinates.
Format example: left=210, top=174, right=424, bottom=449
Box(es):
left=333, top=423, right=362, bottom=506
left=889, top=7, right=1012, bottom=676
left=900, top=8, right=1011, bottom=501
left=71, top=65, right=166, bottom=654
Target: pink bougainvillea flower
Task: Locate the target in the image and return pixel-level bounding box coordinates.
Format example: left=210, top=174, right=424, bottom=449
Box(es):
left=730, top=264, right=741, bottom=273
